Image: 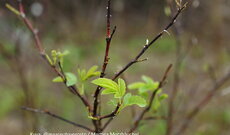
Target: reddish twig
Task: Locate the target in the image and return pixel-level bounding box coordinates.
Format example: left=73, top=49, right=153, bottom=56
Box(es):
left=21, top=107, right=94, bottom=132
left=175, top=70, right=230, bottom=135
left=92, top=0, right=116, bottom=132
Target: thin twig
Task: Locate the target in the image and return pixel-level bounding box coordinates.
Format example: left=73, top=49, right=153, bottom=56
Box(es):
left=128, top=64, right=173, bottom=133
left=21, top=107, right=94, bottom=132
left=175, top=70, right=230, bottom=135
left=112, top=6, right=186, bottom=80
left=96, top=103, right=120, bottom=120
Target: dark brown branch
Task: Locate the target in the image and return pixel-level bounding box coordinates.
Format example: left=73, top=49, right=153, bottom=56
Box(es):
left=21, top=107, right=94, bottom=132
left=93, top=27, right=117, bottom=116
left=112, top=6, right=185, bottom=81
left=96, top=103, right=120, bottom=120
left=175, top=70, right=230, bottom=135
left=92, top=0, right=116, bottom=132
left=128, top=64, right=172, bottom=133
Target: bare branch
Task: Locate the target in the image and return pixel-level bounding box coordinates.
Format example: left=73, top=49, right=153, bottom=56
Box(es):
left=21, top=107, right=94, bottom=132
left=175, top=70, right=230, bottom=135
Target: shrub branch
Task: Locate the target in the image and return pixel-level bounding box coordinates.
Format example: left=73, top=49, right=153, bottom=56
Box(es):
left=7, top=0, right=92, bottom=113
left=21, top=107, right=94, bottom=132
left=175, top=70, right=230, bottom=135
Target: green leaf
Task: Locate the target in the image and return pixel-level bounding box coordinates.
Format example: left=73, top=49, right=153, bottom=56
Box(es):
left=6, top=4, right=20, bottom=16
left=152, top=97, right=161, bottom=111
left=78, top=66, right=100, bottom=81
left=128, top=75, right=159, bottom=95
left=128, top=82, right=145, bottom=90
left=79, top=83, right=85, bottom=95
left=52, top=76, right=64, bottom=82
left=159, top=94, right=168, bottom=100
left=142, top=76, right=154, bottom=84
left=45, top=54, right=53, bottom=65
left=101, top=88, right=117, bottom=95
left=92, top=78, right=118, bottom=91
left=85, top=66, right=100, bottom=79
left=65, top=72, right=77, bottom=87
left=107, top=99, right=118, bottom=107
left=123, top=93, right=147, bottom=108
left=116, top=78, right=126, bottom=98
left=164, top=6, right=171, bottom=17
left=152, top=92, right=168, bottom=111
left=51, top=50, right=57, bottom=65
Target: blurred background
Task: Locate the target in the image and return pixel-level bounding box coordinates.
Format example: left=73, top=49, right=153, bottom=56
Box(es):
left=0, top=0, right=230, bottom=135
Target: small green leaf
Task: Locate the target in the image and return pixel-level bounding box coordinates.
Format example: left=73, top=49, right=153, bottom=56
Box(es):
left=92, top=78, right=118, bottom=91
left=117, top=78, right=126, bottom=98
left=88, top=116, right=99, bottom=120
left=86, top=66, right=100, bottom=78
left=52, top=76, right=64, bottom=82
left=152, top=92, right=168, bottom=111
left=152, top=97, right=161, bottom=111
left=79, top=83, right=85, bottom=95
left=123, top=93, right=147, bottom=108
left=6, top=4, right=20, bottom=16
left=159, top=94, right=168, bottom=100
left=101, top=88, right=117, bottom=95
left=128, top=82, right=145, bottom=90
left=142, top=76, right=154, bottom=84
left=78, top=66, right=100, bottom=81
left=128, top=76, right=159, bottom=95
left=51, top=50, right=57, bottom=65
left=45, top=54, right=53, bottom=65
left=107, top=99, right=118, bottom=107
left=61, top=50, right=70, bottom=56
left=65, top=72, right=77, bottom=87
left=164, top=6, right=171, bottom=17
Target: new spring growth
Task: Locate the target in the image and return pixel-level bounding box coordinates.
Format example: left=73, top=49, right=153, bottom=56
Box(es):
left=5, top=4, right=20, bottom=16
left=146, top=39, right=149, bottom=45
